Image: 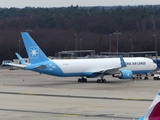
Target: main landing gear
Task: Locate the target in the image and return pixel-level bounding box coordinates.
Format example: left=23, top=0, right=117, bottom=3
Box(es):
left=78, top=77, right=87, bottom=82
left=144, top=73, right=149, bottom=80
left=144, top=76, right=149, bottom=80
left=97, top=79, right=106, bottom=83
left=132, top=74, right=149, bottom=80
left=132, top=75, right=142, bottom=80
left=97, top=74, right=106, bottom=83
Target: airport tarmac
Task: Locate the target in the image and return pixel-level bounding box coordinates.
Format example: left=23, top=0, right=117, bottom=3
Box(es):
left=0, top=68, right=160, bottom=120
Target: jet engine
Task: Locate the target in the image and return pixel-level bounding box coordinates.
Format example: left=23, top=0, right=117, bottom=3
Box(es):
left=112, top=70, right=133, bottom=79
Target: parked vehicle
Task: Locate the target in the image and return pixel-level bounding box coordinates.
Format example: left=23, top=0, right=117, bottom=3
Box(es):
left=153, top=74, right=160, bottom=80
left=9, top=67, right=17, bottom=70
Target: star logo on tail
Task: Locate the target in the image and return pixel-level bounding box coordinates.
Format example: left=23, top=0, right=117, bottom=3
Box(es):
left=29, top=46, right=39, bottom=58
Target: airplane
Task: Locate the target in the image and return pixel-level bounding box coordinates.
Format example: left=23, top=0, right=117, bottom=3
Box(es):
left=138, top=90, right=160, bottom=120
left=7, top=32, right=157, bottom=83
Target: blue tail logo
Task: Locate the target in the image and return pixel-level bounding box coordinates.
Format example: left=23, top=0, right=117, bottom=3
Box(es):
left=21, top=32, right=49, bottom=64
left=29, top=46, right=39, bottom=58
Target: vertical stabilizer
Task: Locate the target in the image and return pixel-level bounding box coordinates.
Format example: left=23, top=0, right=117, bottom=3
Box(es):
left=21, top=32, right=49, bottom=64
left=139, top=90, right=160, bottom=120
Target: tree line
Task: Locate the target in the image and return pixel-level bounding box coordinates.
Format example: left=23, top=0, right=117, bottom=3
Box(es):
left=0, top=5, right=160, bottom=62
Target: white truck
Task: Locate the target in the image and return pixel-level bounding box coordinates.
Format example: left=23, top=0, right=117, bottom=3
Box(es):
left=153, top=74, right=160, bottom=80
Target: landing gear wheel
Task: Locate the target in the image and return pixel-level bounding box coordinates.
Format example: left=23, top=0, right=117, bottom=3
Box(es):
left=97, top=79, right=106, bottom=83
left=102, top=79, right=106, bottom=83
left=78, top=77, right=87, bottom=82
left=144, top=77, right=148, bottom=80
left=78, top=78, right=81, bottom=82
left=97, top=79, right=100, bottom=83
left=84, top=78, right=87, bottom=82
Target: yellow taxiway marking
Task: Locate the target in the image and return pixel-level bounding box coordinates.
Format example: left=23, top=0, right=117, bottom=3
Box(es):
left=123, top=98, right=144, bottom=101
left=58, top=114, right=79, bottom=117
left=20, top=92, right=39, bottom=95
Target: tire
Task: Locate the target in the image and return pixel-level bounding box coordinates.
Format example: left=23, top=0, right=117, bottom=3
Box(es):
left=97, top=79, right=100, bottom=83
left=78, top=79, right=81, bottom=82
left=84, top=78, right=87, bottom=82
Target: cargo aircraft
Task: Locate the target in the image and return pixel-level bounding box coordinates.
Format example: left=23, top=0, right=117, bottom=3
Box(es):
left=8, top=32, right=157, bottom=83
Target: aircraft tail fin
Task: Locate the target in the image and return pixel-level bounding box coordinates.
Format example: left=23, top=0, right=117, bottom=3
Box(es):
left=15, top=52, right=28, bottom=65
left=21, top=32, right=49, bottom=64
left=139, top=90, right=160, bottom=120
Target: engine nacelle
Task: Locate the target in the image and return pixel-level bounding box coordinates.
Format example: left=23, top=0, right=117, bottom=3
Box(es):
left=113, top=70, right=133, bottom=79
left=119, top=70, right=133, bottom=79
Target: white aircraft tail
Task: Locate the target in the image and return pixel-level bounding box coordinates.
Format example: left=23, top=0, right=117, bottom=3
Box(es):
left=139, top=90, right=160, bottom=120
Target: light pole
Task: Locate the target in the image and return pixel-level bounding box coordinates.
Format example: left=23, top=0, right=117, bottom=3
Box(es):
left=109, top=34, right=112, bottom=54
left=130, top=39, right=133, bottom=57
left=74, top=34, right=77, bottom=51
left=80, top=39, right=82, bottom=50
left=154, top=34, right=157, bottom=64
left=19, top=40, right=20, bottom=55
left=80, top=39, right=82, bottom=57
left=130, top=39, right=133, bottom=52
left=113, top=31, right=121, bottom=54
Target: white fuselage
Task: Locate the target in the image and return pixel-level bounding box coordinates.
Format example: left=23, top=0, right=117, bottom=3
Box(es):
left=52, top=57, right=156, bottom=75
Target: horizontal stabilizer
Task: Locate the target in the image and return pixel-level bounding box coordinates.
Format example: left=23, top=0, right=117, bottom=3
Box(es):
left=7, top=63, right=27, bottom=68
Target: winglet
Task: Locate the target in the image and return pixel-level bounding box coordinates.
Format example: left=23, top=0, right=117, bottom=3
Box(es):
left=15, top=52, right=28, bottom=65
left=139, top=90, right=160, bottom=120
left=119, top=55, right=126, bottom=67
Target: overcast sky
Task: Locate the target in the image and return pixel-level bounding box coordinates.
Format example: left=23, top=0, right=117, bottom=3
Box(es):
left=0, top=0, right=159, bottom=8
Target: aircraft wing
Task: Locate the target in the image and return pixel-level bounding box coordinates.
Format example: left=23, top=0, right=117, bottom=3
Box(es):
left=95, top=55, right=126, bottom=75
left=7, top=63, right=27, bottom=68
left=95, top=67, right=121, bottom=75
